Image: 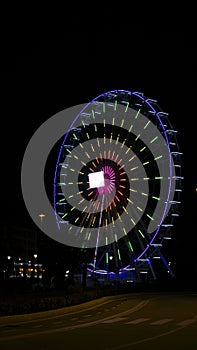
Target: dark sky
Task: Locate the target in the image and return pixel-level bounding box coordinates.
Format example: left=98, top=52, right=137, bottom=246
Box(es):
left=1, top=11, right=197, bottom=279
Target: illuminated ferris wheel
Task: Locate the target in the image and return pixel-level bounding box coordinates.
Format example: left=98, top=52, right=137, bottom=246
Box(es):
left=53, top=90, right=183, bottom=282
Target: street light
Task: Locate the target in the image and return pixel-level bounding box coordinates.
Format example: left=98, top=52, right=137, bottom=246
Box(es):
left=39, top=213, right=45, bottom=229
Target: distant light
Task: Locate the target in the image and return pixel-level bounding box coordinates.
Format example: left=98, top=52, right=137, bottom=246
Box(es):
left=39, top=213, right=45, bottom=227
left=39, top=213, right=45, bottom=219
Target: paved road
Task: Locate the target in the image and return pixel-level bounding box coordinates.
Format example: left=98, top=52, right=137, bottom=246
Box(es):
left=0, top=291, right=197, bottom=349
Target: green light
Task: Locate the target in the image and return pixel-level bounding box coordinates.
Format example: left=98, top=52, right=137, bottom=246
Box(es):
left=135, top=109, right=141, bottom=119
left=128, top=241, right=134, bottom=252
left=152, top=196, right=160, bottom=200
left=138, top=229, right=145, bottom=238
left=146, top=214, right=154, bottom=220
left=117, top=249, right=121, bottom=260
left=150, top=136, right=158, bottom=143
left=125, top=102, right=129, bottom=112
left=154, top=155, right=163, bottom=160
left=144, top=120, right=151, bottom=129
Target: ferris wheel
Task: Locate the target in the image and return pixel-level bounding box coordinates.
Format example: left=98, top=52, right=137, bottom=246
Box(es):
left=53, top=90, right=183, bottom=282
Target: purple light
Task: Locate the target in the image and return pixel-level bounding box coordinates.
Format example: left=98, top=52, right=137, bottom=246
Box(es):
left=97, top=165, right=116, bottom=195
left=132, top=92, right=173, bottom=262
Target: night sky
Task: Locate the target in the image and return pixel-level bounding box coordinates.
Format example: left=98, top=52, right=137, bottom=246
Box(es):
left=1, top=11, right=197, bottom=282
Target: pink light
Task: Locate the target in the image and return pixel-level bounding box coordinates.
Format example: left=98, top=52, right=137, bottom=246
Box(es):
left=97, top=166, right=116, bottom=195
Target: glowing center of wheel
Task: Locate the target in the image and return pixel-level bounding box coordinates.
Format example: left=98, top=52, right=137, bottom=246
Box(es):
left=88, top=167, right=116, bottom=195
left=88, top=171, right=105, bottom=189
